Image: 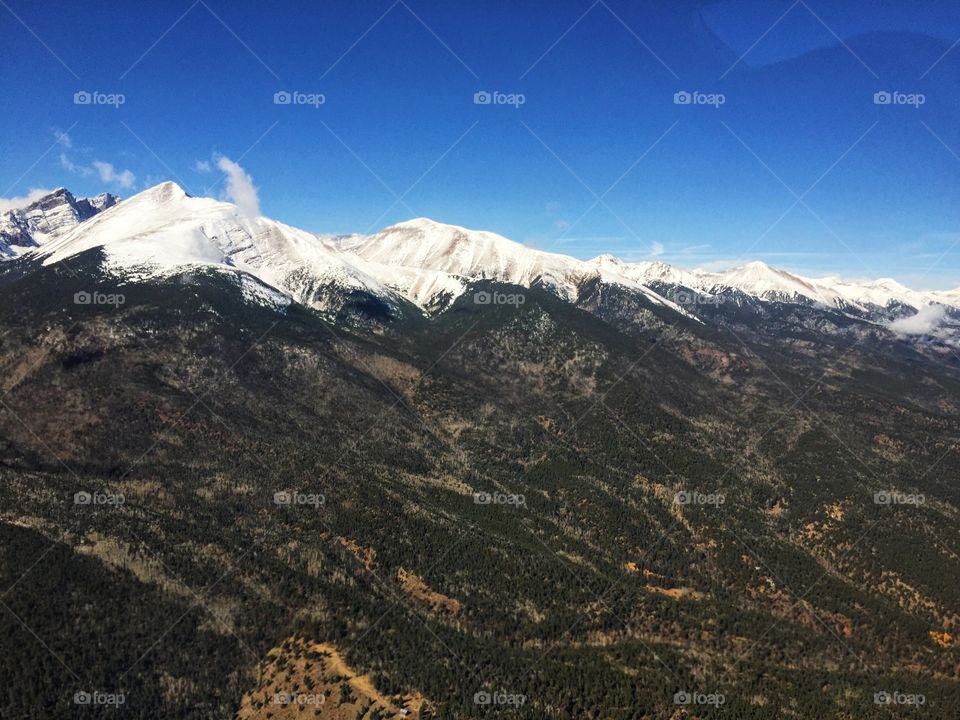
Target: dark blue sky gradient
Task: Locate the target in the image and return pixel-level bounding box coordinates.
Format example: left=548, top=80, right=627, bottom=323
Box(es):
left=1, top=0, right=958, bottom=287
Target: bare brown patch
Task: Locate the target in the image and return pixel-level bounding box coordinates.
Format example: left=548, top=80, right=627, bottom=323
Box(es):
left=337, top=537, right=377, bottom=570
left=643, top=585, right=705, bottom=601
left=237, top=637, right=429, bottom=719
left=873, top=434, right=908, bottom=462
left=396, top=567, right=461, bottom=614
left=930, top=630, right=955, bottom=649
left=824, top=503, right=845, bottom=522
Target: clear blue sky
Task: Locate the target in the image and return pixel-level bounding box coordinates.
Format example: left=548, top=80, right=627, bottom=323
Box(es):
left=1, top=0, right=959, bottom=288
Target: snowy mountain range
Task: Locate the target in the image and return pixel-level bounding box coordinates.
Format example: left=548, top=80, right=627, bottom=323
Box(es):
left=0, top=188, right=117, bottom=257
left=2, top=182, right=957, bottom=331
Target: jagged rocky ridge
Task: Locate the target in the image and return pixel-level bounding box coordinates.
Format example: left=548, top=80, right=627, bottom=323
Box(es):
left=0, top=187, right=118, bottom=256
left=3, top=182, right=957, bottom=333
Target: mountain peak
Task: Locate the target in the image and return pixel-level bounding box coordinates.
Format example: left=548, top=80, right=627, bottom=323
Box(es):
left=385, top=217, right=486, bottom=239
left=0, top=186, right=120, bottom=254
left=729, top=260, right=784, bottom=277
left=3, top=185, right=956, bottom=319
left=392, top=217, right=442, bottom=229
left=592, top=253, right=622, bottom=264
left=139, top=181, right=188, bottom=201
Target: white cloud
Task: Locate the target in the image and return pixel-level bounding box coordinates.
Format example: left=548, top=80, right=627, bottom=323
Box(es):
left=649, top=241, right=665, bottom=258
left=216, top=156, right=260, bottom=218
left=53, top=129, right=72, bottom=148
left=60, top=152, right=92, bottom=176
left=888, top=303, right=947, bottom=336
left=193, top=159, right=211, bottom=173
left=58, top=133, right=135, bottom=189
left=92, top=161, right=136, bottom=189
left=0, top=188, right=56, bottom=213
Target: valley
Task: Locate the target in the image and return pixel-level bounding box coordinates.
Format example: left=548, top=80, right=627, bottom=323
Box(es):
left=0, top=187, right=957, bottom=718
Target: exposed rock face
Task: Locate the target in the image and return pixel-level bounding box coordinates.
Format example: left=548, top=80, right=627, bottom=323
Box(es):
left=0, top=188, right=119, bottom=256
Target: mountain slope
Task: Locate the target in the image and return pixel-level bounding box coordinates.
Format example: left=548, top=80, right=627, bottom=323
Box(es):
left=0, top=254, right=958, bottom=719
left=33, top=182, right=417, bottom=317
left=343, top=217, right=690, bottom=315
left=6, top=183, right=957, bottom=339
left=0, top=187, right=118, bottom=256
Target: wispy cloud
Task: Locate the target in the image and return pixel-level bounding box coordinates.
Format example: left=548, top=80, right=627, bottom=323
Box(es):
left=60, top=153, right=92, bottom=177
left=52, top=128, right=72, bottom=148
left=888, top=304, right=947, bottom=336
left=92, top=161, right=136, bottom=189
left=0, top=188, right=56, bottom=213
left=59, top=134, right=136, bottom=189
left=216, top=156, right=260, bottom=218
left=193, top=159, right=211, bottom=173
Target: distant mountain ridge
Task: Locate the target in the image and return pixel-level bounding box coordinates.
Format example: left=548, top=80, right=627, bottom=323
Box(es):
left=2, top=182, right=960, bottom=720
left=0, top=187, right=118, bottom=257
left=2, top=183, right=956, bottom=329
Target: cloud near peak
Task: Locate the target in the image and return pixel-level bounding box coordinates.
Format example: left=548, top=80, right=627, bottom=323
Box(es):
left=216, top=156, right=260, bottom=218
left=888, top=303, right=947, bottom=336
left=60, top=150, right=135, bottom=190
left=0, top=188, right=56, bottom=213
left=92, top=161, right=136, bottom=189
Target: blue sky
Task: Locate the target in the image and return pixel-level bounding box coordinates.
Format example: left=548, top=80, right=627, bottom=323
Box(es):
left=1, top=0, right=959, bottom=288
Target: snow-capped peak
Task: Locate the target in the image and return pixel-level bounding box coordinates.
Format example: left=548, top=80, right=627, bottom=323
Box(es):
left=342, top=217, right=591, bottom=301
left=7, top=182, right=957, bottom=320
left=710, top=261, right=839, bottom=305
left=35, top=182, right=400, bottom=313
left=340, top=218, right=694, bottom=315
left=0, top=186, right=120, bottom=257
